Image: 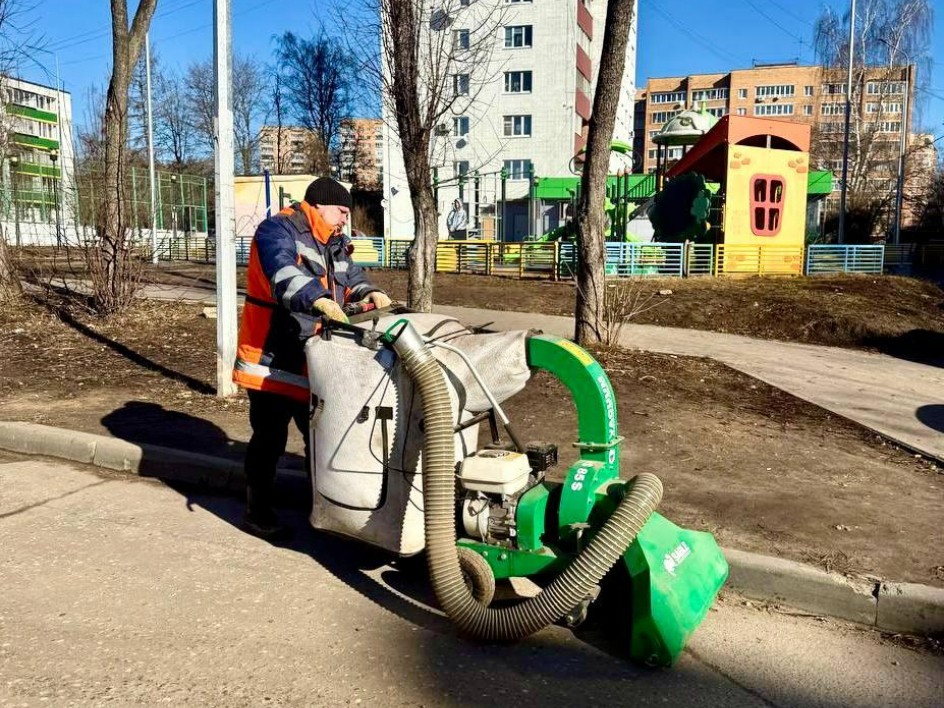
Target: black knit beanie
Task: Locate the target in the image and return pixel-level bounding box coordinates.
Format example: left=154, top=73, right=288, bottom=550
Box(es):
left=304, top=177, right=352, bottom=209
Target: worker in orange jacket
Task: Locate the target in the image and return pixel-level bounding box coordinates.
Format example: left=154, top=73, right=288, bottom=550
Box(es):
left=234, top=177, right=390, bottom=539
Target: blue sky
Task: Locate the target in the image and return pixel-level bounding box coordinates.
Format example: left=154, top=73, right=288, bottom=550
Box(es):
left=18, top=0, right=944, bottom=137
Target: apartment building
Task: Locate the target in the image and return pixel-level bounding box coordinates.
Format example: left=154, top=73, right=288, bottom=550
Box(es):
left=2, top=76, right=75, bottom=229
left=634, top=63, right=916, bottom=179
left=339, top=118, right=383, bottom=191
left=257, top=125, right=321, bottom=175
left=382, top=0, right=639, bottom=240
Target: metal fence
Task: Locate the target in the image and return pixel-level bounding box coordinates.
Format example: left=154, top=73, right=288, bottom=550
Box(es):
left=715, top=245, right=805, bottom=276
left=153, top=235, right=943, bottom=280
left=806, top=245, right=884, bottom=275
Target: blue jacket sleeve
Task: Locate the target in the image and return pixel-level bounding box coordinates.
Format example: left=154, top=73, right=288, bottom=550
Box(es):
left=341, top=251, right=383, bottom=303
left=254, top=217, right=329, bottom=313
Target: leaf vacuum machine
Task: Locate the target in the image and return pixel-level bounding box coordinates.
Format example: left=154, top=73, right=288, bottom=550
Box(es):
left=304, top=308, right=728, bottom=666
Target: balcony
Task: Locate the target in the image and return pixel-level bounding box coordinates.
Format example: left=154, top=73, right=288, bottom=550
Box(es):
left=576, top=44, right=592, bottom=81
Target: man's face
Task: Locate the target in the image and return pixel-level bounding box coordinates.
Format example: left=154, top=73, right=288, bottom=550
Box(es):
left=316, top=204, right=350, bottom=232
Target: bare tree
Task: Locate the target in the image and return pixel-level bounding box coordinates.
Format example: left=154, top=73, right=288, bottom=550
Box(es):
left=186, top=55, right=266, bottom=173
left=362, top=0, right=506, bottom=311
left=0, top=0, right=40, bottom=302
left=573, top=0, right=636, bottom=345
left=154, top=69, right=192, bottom=168
left=276, top=31, right=353, bottom=164
left=232, top=56, right=267, bottom=175
left=271, top=73, right=289, bottom=173
left=813, top=0, right=933, bottom=241
left=184, top=59, right=215, bottom=156
left=93, top=0, right=158, bottom=314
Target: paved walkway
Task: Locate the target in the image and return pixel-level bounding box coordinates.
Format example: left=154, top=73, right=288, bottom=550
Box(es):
left=3, top=453, right=942, bottom=706
left=435, top=305, right=944, bottom=463
left=135, top=284, right=944, bottom=463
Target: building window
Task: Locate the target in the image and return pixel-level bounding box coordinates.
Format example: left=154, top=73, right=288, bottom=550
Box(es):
left=822, top=83, right=847, bottom=95
left=453, top=29, right=470, bottom=50
left=804, top=85, right=814, bottom=96
left=454, top=160, right=470, bottom=177
left=736, top=107, right=747, bottom=116
left=821, top=103, right=845, bottom=116
left=504, top=25, right=533, bottom=48
left=868, top=102, right=902, bottom=114
left=503, top=114, right=532, bottom=137
left=803, top=105, right=813, bottom=116
left=503, top=159, right=532, bottom=180
left=755, top=84, right=795, bottom=98
left=651, top=110, right=680, bottom=123
left=754, top=104, right=794, bottom=116
left=504, top=70, right=532, bottom=93
left=867, top=81, right=905, bottom=95
left=648, top=130, right=660, bottom=138
left=648, top=149, right=657, bottom=160
left=877, top=121, right=902, bottom=133
left=738, top=88, right=748, bottom=99
left=750, top=176, right=785, bottom=237
left=454, top=116, right=470, bottom=137
left=651, top=91, right=686, bottom=104
left=707, top=107, right=727, bottom=118
left=453, top=74, right=470, bottom=96
left=692, top=88, right=729, bottom=102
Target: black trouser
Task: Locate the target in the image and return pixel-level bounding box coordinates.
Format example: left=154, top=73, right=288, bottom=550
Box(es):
left=244, top=389, right=310, bottom=514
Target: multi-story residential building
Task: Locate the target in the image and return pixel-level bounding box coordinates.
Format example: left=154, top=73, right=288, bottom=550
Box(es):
left=2, top=76, right=75, bottom=234
left=382, top=0, right=639, bottom=240
left=339, top=118, right=383, bottom=191
left=633, top=63, right=926, bottom=231
left=257, top=125, right=321, bottom=175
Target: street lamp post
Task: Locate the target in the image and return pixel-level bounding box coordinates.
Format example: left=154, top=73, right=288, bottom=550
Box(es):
left=49, top=150, right=62, bottom=248
left=838, top=0, right=857, bottom=245
left=170, top=173, right=178, bottom=246
left=9, top=155, right=20, bottom=248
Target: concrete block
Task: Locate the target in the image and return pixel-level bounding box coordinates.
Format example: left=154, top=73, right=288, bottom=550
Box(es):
left=135, top=444, right=245, bottom=490
left=876, top=582, right=944, bottom=635
left=724, top=547, right=878, bottom=626
left=92, top=437, right=144, bottom=472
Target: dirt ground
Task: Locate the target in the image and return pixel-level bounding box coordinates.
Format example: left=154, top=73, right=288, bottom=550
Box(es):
left=2, top=296, right=941, bottom=588
left=138, top=263, right=944, bottom=362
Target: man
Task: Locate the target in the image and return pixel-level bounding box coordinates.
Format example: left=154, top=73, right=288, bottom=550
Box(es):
left=233, top=177, right=391, bottom=539
left=446, top=198, right=468, bottom=239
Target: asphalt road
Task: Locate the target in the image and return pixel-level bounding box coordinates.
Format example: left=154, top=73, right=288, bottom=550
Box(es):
left=2, top=455, right=941, bottom=707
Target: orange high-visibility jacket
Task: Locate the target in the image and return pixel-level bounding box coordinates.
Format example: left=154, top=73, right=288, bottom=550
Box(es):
left=233, top=201, right=382, bottom=402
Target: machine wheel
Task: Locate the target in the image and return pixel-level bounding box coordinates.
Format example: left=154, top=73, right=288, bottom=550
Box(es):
left=458, top=547, right=495, bottom=607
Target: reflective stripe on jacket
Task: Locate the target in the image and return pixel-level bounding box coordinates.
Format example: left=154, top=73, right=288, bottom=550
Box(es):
left=233, top=201, right=381, bottom=401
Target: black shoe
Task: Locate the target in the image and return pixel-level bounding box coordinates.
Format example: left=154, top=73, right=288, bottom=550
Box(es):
left=242, top=508, right=293, bottom=542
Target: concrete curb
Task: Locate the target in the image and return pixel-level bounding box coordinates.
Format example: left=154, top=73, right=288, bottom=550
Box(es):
left=0, top=421, right=245, bottom=491
left=3, top=421, right=943, bottom=636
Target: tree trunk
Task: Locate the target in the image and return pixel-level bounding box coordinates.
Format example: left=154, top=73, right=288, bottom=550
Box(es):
left=93, top=0, right=158, bottom=314
left=0, top=232, right=20, bottom=303
left=574, top=0, right=635, bottom=345
left=406, top=185, right=438, bottom=312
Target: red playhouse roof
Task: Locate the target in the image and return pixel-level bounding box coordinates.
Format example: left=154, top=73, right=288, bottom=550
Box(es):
left=666, top=115, right=812, bottom=182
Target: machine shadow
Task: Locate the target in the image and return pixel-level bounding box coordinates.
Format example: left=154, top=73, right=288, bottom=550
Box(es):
left=170, top=474, right=649, bottom=678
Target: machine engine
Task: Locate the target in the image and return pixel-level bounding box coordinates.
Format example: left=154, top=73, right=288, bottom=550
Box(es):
left=458, top=446, right=556, bottom=546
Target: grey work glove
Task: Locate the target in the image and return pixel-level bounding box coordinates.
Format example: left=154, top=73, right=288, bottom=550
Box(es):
left=312, top=297, right=349, bottom=323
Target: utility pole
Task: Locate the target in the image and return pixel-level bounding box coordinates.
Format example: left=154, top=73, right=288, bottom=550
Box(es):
left=145, top=33, right=159, bottom=264
left=838, top=0, right=856, bottom=245
left=214, top=0, right=238, bottom=397
left=892, top=67, right=910, bottom=245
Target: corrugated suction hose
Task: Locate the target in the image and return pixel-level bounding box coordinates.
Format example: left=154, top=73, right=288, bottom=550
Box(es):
left=391, top=321, right=663, bottom=642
